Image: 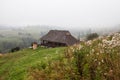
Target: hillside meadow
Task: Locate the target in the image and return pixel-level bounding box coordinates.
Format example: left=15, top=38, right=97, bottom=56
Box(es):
left=0, top=32, right=120, bottom=80
left=0, top=47, right=66, bottom=80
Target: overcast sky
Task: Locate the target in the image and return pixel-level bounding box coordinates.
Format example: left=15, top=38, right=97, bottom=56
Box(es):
left=0, top=0, right=120, bottom=28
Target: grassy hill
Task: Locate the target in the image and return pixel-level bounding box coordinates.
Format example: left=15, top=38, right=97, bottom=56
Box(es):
left=0, top=32, right=120, bottom=80
left=0, top=47, right=66, bottom=80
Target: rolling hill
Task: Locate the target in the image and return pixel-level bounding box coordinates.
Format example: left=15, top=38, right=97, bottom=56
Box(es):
left=0, top=47, right=66, bottom=80
left=0, top=32, right=120, bottom=80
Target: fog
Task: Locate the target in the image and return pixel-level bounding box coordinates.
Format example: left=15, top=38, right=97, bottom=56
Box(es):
left=0, top=0, right=120, bottom=29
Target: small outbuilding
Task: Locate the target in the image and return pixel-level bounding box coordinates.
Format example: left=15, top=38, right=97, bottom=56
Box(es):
left=0, top=53, right=3, bottom=57
left=32, top=42, right=38, bottom=50
left=40, top=30, right=78, bottom=47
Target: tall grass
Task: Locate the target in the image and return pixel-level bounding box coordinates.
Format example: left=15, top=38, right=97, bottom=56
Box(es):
left=27, top=33, right=120, bottom=80
left=72, top=33, right=120, bottom=80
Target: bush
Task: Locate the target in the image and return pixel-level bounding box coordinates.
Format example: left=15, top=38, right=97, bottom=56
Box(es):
left=87, top=33, right=99, bottom=40
left=11, top=47, right=20, bottom=52
left=72, top=33, right=120, bottom=80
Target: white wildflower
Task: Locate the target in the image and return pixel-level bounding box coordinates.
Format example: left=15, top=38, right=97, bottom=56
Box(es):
left=101, top=59, right=104, bottom=63
left=94, top=59, right=97, bottom=62
left=98, top=43, right=102, bottom=47
left=96, top=53, right=99, bottom=55
left=78, top=45, right=82, bottom=50
left=102, top=39, right=107, bottom=43
left=86, top=54, right=89, bottom=56
left=92, top=49, right=95, bottom=53
left=87, top=40, right=92, bottom=45
left=100, top=50, right=104, bottom=53
left=98, top=62, right=101, bottom=65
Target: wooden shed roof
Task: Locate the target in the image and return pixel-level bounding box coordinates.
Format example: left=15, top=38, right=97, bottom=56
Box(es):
left=40, top=30, right=78, bottom=46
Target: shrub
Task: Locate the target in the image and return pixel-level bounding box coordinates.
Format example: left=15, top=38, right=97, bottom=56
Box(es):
left=73, top=32, right=120, bottom=80
left=11, top=47, right=20, bottom=52
left=87, top=33, right=99, bottom=40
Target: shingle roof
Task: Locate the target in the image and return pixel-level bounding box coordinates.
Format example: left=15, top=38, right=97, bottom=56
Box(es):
left=40, top=30, right=78, bottom=46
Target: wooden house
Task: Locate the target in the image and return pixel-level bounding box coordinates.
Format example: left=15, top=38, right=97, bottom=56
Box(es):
left=40, top=30, right=78, bottom=47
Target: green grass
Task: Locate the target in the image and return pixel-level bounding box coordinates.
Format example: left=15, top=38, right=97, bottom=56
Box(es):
left=0, top=33, right=120, bottom=80
left=0, top=47, right=65, bottom=80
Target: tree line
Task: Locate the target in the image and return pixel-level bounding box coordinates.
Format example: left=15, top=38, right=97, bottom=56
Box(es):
left=0, top=37, right=38, bottom=53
